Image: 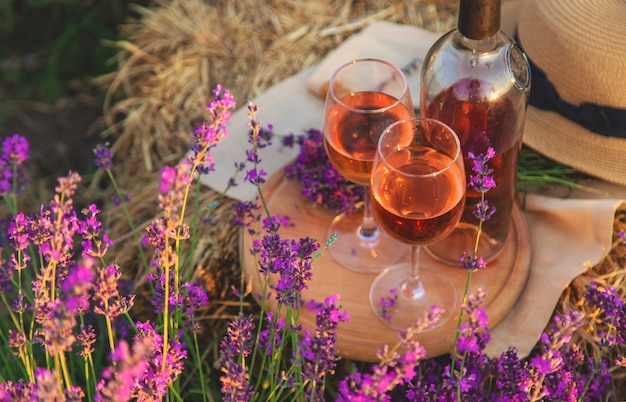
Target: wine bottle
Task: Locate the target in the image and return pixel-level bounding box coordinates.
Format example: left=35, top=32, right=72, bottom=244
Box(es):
left=420, top=0, right=530, bottom=265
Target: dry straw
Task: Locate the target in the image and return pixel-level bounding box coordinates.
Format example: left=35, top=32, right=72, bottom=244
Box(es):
left=93, top=0, right=624, bottom=388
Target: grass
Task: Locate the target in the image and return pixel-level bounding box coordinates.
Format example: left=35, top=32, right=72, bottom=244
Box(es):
left=0, top=0, right=149, bottom=109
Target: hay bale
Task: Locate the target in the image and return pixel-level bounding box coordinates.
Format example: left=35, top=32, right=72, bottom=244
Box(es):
left=94, top=0, right=457, bottom=175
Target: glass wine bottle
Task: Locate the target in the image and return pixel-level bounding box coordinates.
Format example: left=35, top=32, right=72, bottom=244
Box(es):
left=420, top=0, right=531, bottom=265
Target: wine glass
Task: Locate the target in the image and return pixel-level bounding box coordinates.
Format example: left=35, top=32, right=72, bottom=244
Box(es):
left=323, top=58, right=415, bottom=273
left=369, top=117, right=465, bottom=330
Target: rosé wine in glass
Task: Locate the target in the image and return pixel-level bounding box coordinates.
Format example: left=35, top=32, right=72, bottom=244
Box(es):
left=369, top=117, right=465, bottom=331
left=322, top=58, right=414, bottom=273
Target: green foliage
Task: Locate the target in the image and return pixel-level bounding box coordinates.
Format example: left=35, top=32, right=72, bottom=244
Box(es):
left=0, top=0, right=148, bottom=103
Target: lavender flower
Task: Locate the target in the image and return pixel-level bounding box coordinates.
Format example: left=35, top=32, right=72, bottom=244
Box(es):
left=0, top=134, right=30, bottom=196
left=252, top=231, right=319, bottom=309
left=258, top=312, right=285, bottom=356
left=0, top=159, right=12, bottom=195
left=93, top=264, right=135, bottom=319
left=584, top=282, right=626, bottom=341
left=130, top=322, right=187, bottom=400
left=232, top=200, right=262, bottom=235
left=61, top=262, right=94, bottom=313
left=0, top=368, right=84, bottom=401
left=181, top=281, right=209, bottom=332
left=79, top=203, right=114, bottom=259
left=338, top=308, right=437, bottom=401
left=190, top=84, right=236, bottom=172
left=456, top=286, right=490, bottom=354
left=0, top=379, right=36, bottom=401
left=149, top=274, right=208, bottom=332
left=96, top=339, right=151, bottom=401
left=7, top=329, right=28, bottom=358
left=219, top=314, right=255, bottom=402
left=33, top=368, right=66, bottom=400
left=158, top=161, right=193, bottom=226
left=283, top=128, right=362, bottom=214
left=2, top=134, right=29, bottom=165
left=35, top=299, right=77, bottom=355
left=40, top=171, right=82, bottom=269
left=77, top=324, right=97, bottom=359
left=468, top=147, right=497, bottom=220
left=495, top=348, right=530, bottom=400
left=446, top=286, right=492, bottom=398
left=459, top=252, right=487, bottom=271
left=93, top=142, right=113, bottom=170
left=296, top=295, right=349, bottom=400
left=525, top=310, right=585, bottom=400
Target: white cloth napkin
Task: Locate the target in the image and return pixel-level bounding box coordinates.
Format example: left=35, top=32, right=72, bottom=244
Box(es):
left=197, top=21, right=625, bottom=359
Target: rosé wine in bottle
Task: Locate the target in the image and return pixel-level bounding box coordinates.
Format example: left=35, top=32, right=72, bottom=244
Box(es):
left=420, top=0, right=531, bottom=264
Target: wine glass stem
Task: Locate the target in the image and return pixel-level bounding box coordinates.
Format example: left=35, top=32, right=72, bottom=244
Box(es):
left=359, top=185, right=379, bottom=241
left=402, top=245, right=426, bottom=300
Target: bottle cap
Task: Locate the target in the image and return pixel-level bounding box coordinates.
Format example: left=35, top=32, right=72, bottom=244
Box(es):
left=458, top=0, right=501, bottom=40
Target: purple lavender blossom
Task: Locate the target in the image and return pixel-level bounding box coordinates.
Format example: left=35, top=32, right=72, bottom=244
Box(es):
left=283, top=128, right=363, bottom=214
left=0, top=379, right=36, bottom=401
left=525, top=310, right=585, bottom=400
left=0, top=159, right=13, bottom=195
left=61, top=263, right=94, bottom=312
left=142, top=219, right=167, bottom=252
left=128, top=322, right=187, bottom=400
left=78, top=203, right=114, bottom=259
left=253, top=232, right=319, bottom=309
left=495, top=348, right=530, bottom=400
left=468, top=147, right=497, bottom=221
left=584, top=282, right=626, bottom=342
left=257, top=312, right=285, bottom=356
left=93, top=264, right=135, bottom=319
left=2, top=134, right=29, bottom=165
left=8, top=329, right=28, bottom=356
left=0, top=135, right=30, bottom=196
left=296, top=295, right=349, bottom=400
left=77, top=324, right=97, bottom=359
left=93, top=142, right=113, bottom=170
left=0, top=369, right=84, bottom=401
left=218, top=313, right=255, bottom=402
left=446, top=286, right=492, bottom=398
left=232, top=200, right=262, bottom=235
left=338, top=307, right=437, bottom=401
left=190, top=84, right=236, bottom=172
left=157, top=162, right=194, bottom=229
left=459, top=252, right=487, bottom=271
left=8, top=212, right=32, bottom=252
left=473, top=199, right=496, bottom=221
left=34, top=368, right=67, bottom=400
left=244, top=167, right=267, bottom=186
left=35, top=299, right=77, bottom=355
left=96, top=339, right=151, bottom=401
left=181, top=281, right=209, bottom=332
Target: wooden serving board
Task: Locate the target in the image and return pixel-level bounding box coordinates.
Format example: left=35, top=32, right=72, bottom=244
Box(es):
left=241, top=168, right=531, bottom=362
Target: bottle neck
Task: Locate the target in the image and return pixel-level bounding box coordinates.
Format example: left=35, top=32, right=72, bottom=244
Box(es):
left=458, top=0, right=501, bottom=40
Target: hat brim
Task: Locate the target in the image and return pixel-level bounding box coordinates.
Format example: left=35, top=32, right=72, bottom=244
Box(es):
left=524, top=107, right=626, bottom=185
left=501, top=0, right=626, bottom=185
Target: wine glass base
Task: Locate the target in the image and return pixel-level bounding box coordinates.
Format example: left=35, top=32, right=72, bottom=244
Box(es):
left=327, top=211, right=408, bottom=274
left=369, top=263, right=458, bottom=331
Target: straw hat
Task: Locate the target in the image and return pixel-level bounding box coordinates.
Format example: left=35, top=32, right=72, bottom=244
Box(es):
left=502, top=0, right=626, bottom=185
